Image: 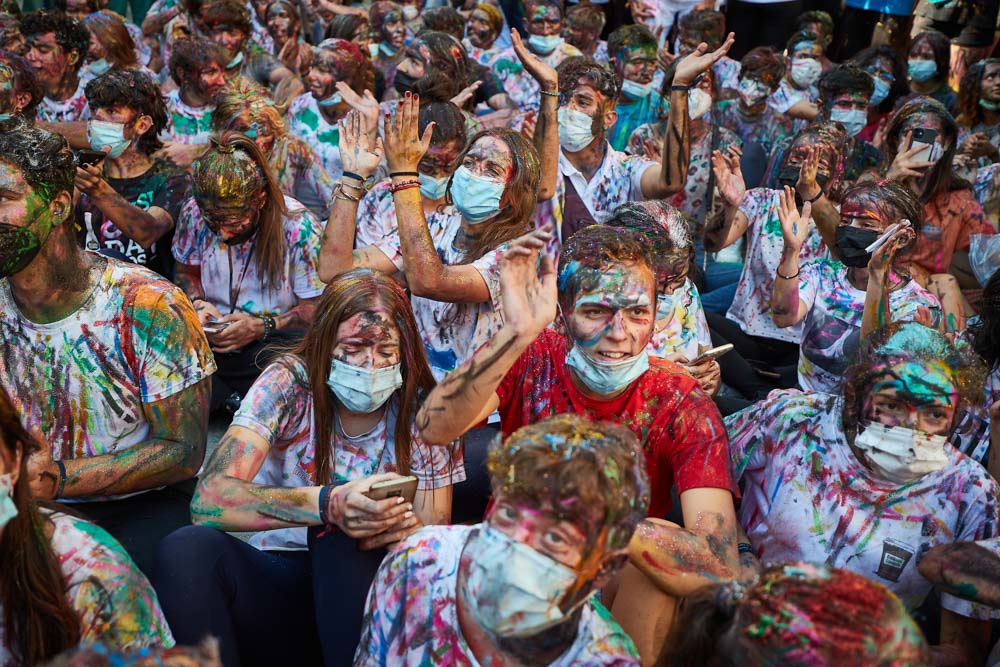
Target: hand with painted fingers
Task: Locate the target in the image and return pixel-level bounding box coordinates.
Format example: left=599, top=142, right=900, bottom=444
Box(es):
left=337, top=83, right=380, bottom=138
left=795, top=146, right=822, bottom=201
left=450, top=81, right=482, bottom=109
left=511, top=28, right=558, bottom=90
left=887, top=130, right=936, bottom=182
left=338, top=109, right=384, bottom=179
left=325, top=473, right=416, bottom=539
left=358, top=511, right=423, bottom=551
left=193, top=299, right=223, bottom=326
left=711, top=147, right=745, bottom=208
left=74, top=162, right=111, bottom=198
left=26, top=429, right=59, bottom=500
left=960, top=132, right=998, bottom=161
left=500, top=224, right=558, bottom=339
left=866, top=222, right=914, bottom=276
left=383, top=92, right=434, bottom=174
left=679, top=357, right=721, bottom=396
left=673, top=31, right=735, bottom=86
left=777, top=186, right=812, bottom=253
left=206, top=311, right=264, bottom=354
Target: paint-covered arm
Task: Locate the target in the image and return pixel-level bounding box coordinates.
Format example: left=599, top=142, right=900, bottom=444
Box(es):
left=935, top=609, right=992, bottom=666
left=785, top=99, right=819, bottom=121
left=38, top=121, right=90, bottom=149
left=417, top=227, right=557, bottom=445
left=860, top=225, right=915, bottom=339
left=76, top=165, right=173, bottom=249
left=771, top=187, right=810, bottom=327
left=276, top=295, right=318, bottom=331
left=919, top=542, right=1000, bottom=608
left=796, top=145, right=839, bottom=254
left=512, top=28, right=558, bottom=200
left=704, top=145, right=748, bottom=252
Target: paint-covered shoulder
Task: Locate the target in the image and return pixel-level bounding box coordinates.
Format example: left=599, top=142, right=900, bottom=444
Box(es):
left=742, top=389, right=833, bottom=428
left=581, top=599, right=641, bottom=664
left=388, top=524, right=471, bottom=573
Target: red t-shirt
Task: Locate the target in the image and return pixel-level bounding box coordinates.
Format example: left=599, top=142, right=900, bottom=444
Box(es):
left=496, top=329, right=735, bottom=519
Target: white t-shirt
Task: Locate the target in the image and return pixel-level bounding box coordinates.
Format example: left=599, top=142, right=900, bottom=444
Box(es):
left=287, top=93, right=343, bottom=181
left=726, top=188, right=828, bottom=343
left=172, top=195, right=326, bottom=317
left=36, top=78, right=89, bottom=123
left=163, top=89, right=214, bottom=145
left=232, top=357, right=465, bottom=550
left=727, top=390, right=1000, bottom=620
left=795, top=260, right=943, bottom=394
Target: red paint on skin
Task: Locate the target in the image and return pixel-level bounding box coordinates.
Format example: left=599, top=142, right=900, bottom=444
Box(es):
left=641, top=550, right=679, bottom=575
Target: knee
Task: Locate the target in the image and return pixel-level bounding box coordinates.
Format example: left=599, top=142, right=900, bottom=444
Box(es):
left=153, top=525, right=232, bottom=584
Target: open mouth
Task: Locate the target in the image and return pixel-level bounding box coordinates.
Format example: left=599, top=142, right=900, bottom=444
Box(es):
left=595, top=351, right=629, bottom=360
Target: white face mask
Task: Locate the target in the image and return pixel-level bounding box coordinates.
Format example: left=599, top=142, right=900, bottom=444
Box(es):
left=688, top=87, right=711, bottom=120
left=829, top=107, right=867, bottom=137
left=0, top=473, right=17, bottom=532
left=558, top=106, right=596, bottom=152
left=790, top=58, right=822, bottom=88
left=737, top=78, right=769, bottom=107
left=326, top=358, right=402, bottom=414
left=463, top=524, right=581, bottom=638
left=655, top=290, right=683, bottom=329
left=565, top=344, right=649, bottom=395
left=853, top=421, right=949, bottom=484
left=621, top=78, right=653, bottom=99
left=401, top=4, right=418, bottom=20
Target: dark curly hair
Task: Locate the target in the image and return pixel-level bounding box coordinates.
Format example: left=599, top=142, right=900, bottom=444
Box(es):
left=678, top=9, right=726, bottom=49
left=739, top=46, right=785, bottom=91
left=168, top=35, right=227, bottom=85
left=849, top=46, right=909, bottom=114
left=420, top=6, right=464, bottom=40
left=0, top=125, right=75, bottom=202
left=85, top=69, right=167, bottom=155
left=817, top=63, right=874, bottom=111
left=557, top=224, right=655, bottom=309
left=19, top=10, right=89, bottom=73
left=909, top=30, right=950, bottom=86
left=557, top=55, right=619, bottom=104
left=0, top=49, right=42, bottom=118
left=197, top=0, right=251, bottom=32
left=956, top=58, right=1000, bottom=129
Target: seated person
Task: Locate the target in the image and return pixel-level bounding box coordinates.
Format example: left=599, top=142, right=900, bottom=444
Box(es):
left=771, top=182, right=942, bottom=394
left=727, top=322, right=1000, bottom=664
left=417, top=223, right=740, bottom=660
left=173, top=133, right=322, bottom=407
left=80, top=11, right=143, bottom=82
left=769, top=30, right=823, bottom=123
left=0, top=124, right=213, bottom=574
left=74, top=69, right=191, bottom=278
left=195, top=0, right=294, bottom=90
left=562, top=3, right=606, bottom=62
left=849, top=45, right=910, bottom=143
left=907, top=31, right=955, bottom=114
left=154, top=269, right=461, bottom=666
left=464, top=3, right=510, bottom=66
left=675, top=10, right=740, bottom=98
left=0, top=385, right=173, bottom=664
left=369, top=1, right=406, bottom=79
left=21, top=10, right=91, bottom=123
left=660, top=563, right=930, bottom=665
left=0, top=48, right=44, bottom=121
left=355, top=414, right=649, bottom=666
left=606, top=25, right=666, bottom=152
left=956, top=59, right=1000, bottom=167
left=161, top=37, right=228, bottom=167
left=714, top=47, right=794, bottom=162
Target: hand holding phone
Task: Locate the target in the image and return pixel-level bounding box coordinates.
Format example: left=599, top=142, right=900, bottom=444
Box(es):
left=365, top=475, right=418, bottom=503
left=202, top=320, right=231, bottom=334
left=691, top=343, right=734, bottom=365
left=75, top=149, right=107, bottom=167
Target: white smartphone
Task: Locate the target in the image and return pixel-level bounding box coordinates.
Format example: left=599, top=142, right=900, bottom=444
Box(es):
left=203, top=321, right=230, bottom=334
left=691, top=343, right=734, bottom=365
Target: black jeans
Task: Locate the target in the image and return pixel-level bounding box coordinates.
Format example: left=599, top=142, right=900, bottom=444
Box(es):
left=73, top=481, right=194, bottom=576
left=707, top=312, right=799, bottom=400
left=152, top=526, right=323, bottom=667
left=211, top=328, right=304, bottom=411
left=725, top=0, right=804, bottom=59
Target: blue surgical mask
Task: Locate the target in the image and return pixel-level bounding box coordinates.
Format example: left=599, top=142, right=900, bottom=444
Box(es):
left=327, top=358, right=402, bottom=414
left=621, top=78, right=653, bottom=99
left=87, top=120, right=130, bottom=158
left=0, top=113, right=12, bottom=122
left=980, top=98, right=1000, bottom=111
left=89, top=58, right=111, bottom=76
left=368, top=42, right=380, bottom=59
left=870, top=76, right=890, bottom=106
left=908, top=59, right=937, bottom=83
left=318, top=92, right=342, bottom=107
left=829, top=107, right=867, bottom=137
left=0, top=473, right=16, bottom=530
left=379, top=41, right=398, bottom=57
left=419, top=172, right=450, bottom=200
left=227, top=51, right=245, bottom=68
left=450, top=166, right=504, bottom=223
left=528, top=33, right=563, bottom=54
left=565, top=344, right=649, bottom=395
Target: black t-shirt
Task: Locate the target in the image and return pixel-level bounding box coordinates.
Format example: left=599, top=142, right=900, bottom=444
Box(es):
left=74, top=158, right=191, bottom=279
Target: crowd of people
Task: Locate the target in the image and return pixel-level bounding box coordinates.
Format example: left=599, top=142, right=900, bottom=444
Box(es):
left=2, top=0, right=1000, bottom=664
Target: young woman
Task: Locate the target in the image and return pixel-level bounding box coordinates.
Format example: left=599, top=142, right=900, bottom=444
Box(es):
left=172, top=132, right=324, bottom=407
left=907, top=31, right=956, bottom=114
left=81, top=10, right=141, bottom=81
left=0, top=386, right=172, bottom=664
left=153, top=269, right=461, bottom=666
left=956, top=58, right=1000, bottom=167
left=849, top=45, right=910, bottom=143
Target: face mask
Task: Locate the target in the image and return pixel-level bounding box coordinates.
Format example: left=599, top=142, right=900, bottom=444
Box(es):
left=853, top=421, right=949, bottom=484
left=870, top=76, right=890, bottom=106
left=0, top=113, right=12, bottom=122
left=463, top=524, right=579, bottom=638
left=688, top=88, right=711, bottom=120
left=565, top=344, right=649, bottom=395
left=558, top=106, right=596, bottom=152
left=89, top=57, right=111, bottom=76
left=88, top=120, right=131, bottom=158
left=655, top=291, right=683, bottom=328
left=450, top=165, right=504, bottom=223
left=379, top=41, right=398, bottom=57
left=393, top=69, right=417, bottom=94
left=790, top=58, right=822, bottom=88
left=327, top=358, right=402, bottom=414
left=833, top=225, right=880, bottom=268
left=776, top=164, right=830, bottom=191
left=0, top=473, right=16, bottom=532
left=368, top=42, right=380, bottom=59
left=737, top=78, right=769, bottom=107
left=621, top=78, right=653, bottom=99
left=401, top=4, right=418, bottom=20
left=419, top=172, right=449, bottom=200
left=227, top=50, right=245, bottom=68
left=318, top=92, right=342, bottom=107
left=528, top=33, right=563, bottom=54
left=0, top=222, right=43, bottom=278
left=829, top=107, right=867, bottom=137
left=980, top=98, right=1000, bottom=111
left=908, top=59, right=937, bottom=83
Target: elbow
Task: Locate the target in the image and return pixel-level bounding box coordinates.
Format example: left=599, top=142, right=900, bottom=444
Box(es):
left=537, top=181, right=556, bottom=200
left=416, top=409, right=453, bottom=446
left=407, top=273, right=446, bottom=300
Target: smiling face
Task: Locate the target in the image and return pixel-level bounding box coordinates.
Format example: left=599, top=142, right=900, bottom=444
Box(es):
left=25, top=31, right=77, bottom=91
left=330, top=308, right=401, bottom=369
left=189, top=60, right=227, bottom=101
left=864, top=360, right=958, bottom=436
left=564, top=261, right=656, bottom=361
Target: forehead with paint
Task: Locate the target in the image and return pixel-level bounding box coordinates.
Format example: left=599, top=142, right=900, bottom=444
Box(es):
left=789, top=39, right=822, bottom=60
left=331, top=306, right=402, bottom=367
left=467, top=5, right=502, bottom=47
left=899, top=109, right=947, bottom=140
left=839, top=187, right=904, bottom=231
left=525, top=0, right=562, bottom=35
left=310, top=43, right=361, bottom=81
left=460, top=134, right=514, bottom=182
left=611, top=33, right=657, bottom=83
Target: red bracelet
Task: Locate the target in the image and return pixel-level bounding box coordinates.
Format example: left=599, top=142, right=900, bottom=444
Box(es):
left=390, top=180, right=420, bottom=194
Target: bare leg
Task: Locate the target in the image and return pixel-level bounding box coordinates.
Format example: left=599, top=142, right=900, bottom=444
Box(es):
left=610, top=563, right=679, bottom=667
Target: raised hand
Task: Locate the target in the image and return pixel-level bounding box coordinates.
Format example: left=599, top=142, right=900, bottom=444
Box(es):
left=338, top=109, right=383, bottom=178
left=711, top=146, right=745, bottom=207
left=382, top=92, right=433, bottom=173
left=886, top=130, right=935, bottom=182
left=867, top=221, right=914, bottom=275
left=450, top=80, right=482, bottom=108
left=796, top=146, right=822, bottom=200
left=336, top=83, right=379, bottom=138
left=777, top=185, right=811, bottom=252
left=500, top=224, right=558, bottom=338
left=674, top=31, right=735, bottom=86
left=656, top=46, right=676, bottom=73
left=511, top=28, right=558, bottom=90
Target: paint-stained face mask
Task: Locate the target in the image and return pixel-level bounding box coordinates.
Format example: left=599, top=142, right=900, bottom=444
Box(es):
left=908, top=59, right=936, bottom=83
left=565, top=344, right=649, bottom=394
left=419, top=172, right=449, bottom=200
left=558, top=107, right=595, bottom=152
left=401, top=5, right=418, bottom=21
left=853, top=421, right=949, bottom=483
left=688, top=88, right=711, bottom=120
left=829, top=107, right=867, bottom=138
left=88, top=57, right=110, bottom=76
left=327, top=358, right=402, bottom=413
left=737, top=78, right=769, bottom=107
left=463, top=524, right=579, bottom=638
left=528, top=33, right=563, bottom=54
left=834, top=225, right=879, bottom=268
left=450, top=166, right=504, bottom=223
left=0, top=201, right=48, bottom=278
left=88, top=120, right=131, bottom=158
left=870, top=76, right=890, bottom=106
left=0, top=473, right=16, bottom=531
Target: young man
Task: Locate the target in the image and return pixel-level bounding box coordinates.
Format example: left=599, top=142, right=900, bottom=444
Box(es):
left=0, top=49, right=43, bottom=121
left=75, top=69, right=191, bottom=278
left=161, top=36, right=228, bottom=167
left=417, top=223, right=740, bottom=660
left=20, top=10, right=91, bottom=123
left=607, top=25, right=666, bottom=151
left=0, top=124, right=214, bottom=574
left=356, top=414, right=650, bottom=666
left=195, top=0, right=294, bottom=89
left=714, top=46, right=794, bottom=161
left=563, top=3, right=607, bottom=62
left=536, top=33, right=734, bottom=242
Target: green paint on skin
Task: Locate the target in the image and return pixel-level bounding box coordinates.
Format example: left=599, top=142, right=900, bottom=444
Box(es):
left=952, top=582, right=978, bottom=599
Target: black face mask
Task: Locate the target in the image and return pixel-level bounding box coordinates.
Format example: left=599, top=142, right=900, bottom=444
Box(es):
left=834, top=225, right=880, bottom=268
left=393, top=69, right=417, bottom=95
left=776, top=164, right=831, bottom=190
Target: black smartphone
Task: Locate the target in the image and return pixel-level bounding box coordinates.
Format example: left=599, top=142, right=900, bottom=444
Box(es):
left=909, top=127, right=940, bottom=163
left=76, top=149, right=107, bottom=167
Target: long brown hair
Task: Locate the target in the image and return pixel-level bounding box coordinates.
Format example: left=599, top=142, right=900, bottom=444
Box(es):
left=282, top=269, right=436, bottom=484
left=193, top=130, right=289, bottom=290
left=446, top=128, right=541, bottom=263
left=0, top=387, right=81, bottom=665
left=82, top=10, right=138, bottom=69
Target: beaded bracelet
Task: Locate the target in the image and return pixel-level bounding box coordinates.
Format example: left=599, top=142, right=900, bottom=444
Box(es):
left=390, top=179, right=421, bottom=194
left=540, top=89, right=560, bottom=97
left=318, top=484, right=332, bottom=525
left=258, top=314, right=275, bottom=341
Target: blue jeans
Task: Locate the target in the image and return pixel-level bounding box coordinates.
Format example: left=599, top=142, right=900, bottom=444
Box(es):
left=701, top=261, right=743, bottom=315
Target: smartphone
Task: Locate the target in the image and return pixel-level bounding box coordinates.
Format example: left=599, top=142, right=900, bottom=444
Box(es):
left=366, top=475, right=418, bottom=503
left=691, top=343, right=734, bottom=365
left=75, top=149, right=107, bottom=167
left=909, top=128, right=941, bottom=164
left=202, top=321, right=230, bottom=334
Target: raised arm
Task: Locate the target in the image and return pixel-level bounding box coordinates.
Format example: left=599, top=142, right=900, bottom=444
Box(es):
left=416, top=226, right=557, bottom=444
left=511, top=28, right=558, bottom=200
left=704, top=146, right=749, bottom=251
left=771, top=187, right=812, bottom=328
left=75, top=162, right=173, bottom=249
left=796, top=146, right=839, bottom=253
left=860, top=224, right=915, bottom=339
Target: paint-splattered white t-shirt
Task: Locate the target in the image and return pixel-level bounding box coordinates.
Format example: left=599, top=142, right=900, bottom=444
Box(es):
left=727, top=390, right=1000, bottom=620
left=646, top=278, right=712, bottom=361
left=36, top=79, right=90, bottom=123
left=287, top=93, right=343, bottom=181
left=163, top=89, right=214, bottom=145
